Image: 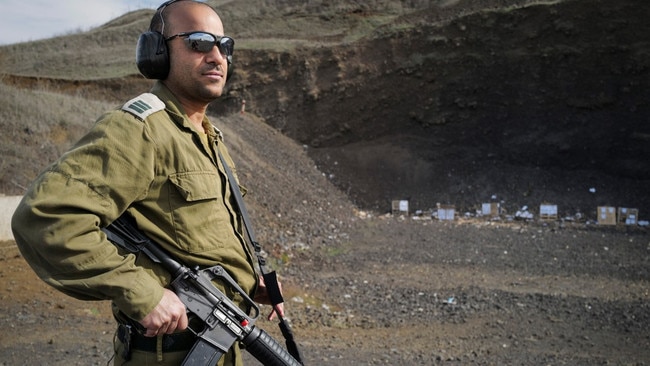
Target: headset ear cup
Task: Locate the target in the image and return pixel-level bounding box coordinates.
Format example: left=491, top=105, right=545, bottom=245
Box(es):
left=136, top=31, right=170, bottom=79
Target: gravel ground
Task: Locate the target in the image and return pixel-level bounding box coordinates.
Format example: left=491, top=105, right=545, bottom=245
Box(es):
left=2, top=216, right=648, bottom=365
left=1, top=112, right=648, bottom=366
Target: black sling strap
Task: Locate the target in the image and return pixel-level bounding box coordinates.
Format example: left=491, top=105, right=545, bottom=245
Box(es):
left=218, top=153, right=275, bottom=292
left=218, top=152, right=304, bottom=364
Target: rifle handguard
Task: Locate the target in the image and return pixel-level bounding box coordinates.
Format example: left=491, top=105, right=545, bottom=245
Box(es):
left=244, top=327, right=303, bottom=366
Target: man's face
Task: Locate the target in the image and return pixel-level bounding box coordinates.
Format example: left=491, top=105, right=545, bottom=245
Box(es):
left=164, top=3, right=229, bottom=105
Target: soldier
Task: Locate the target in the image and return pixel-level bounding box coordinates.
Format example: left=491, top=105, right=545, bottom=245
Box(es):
left=11, top=1, right=282, bottom=365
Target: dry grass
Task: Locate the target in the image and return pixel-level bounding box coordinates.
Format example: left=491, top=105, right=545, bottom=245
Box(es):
left=0, top=0, right=551, bottom=80
left=0, top=82, right=115, bottom=193
left=0, top=0, right=423, bottom=80
left=0, top=9, right=151, bottom=79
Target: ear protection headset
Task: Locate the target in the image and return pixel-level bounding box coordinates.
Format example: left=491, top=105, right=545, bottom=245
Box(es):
left=135, top=0, right=233, bottom=80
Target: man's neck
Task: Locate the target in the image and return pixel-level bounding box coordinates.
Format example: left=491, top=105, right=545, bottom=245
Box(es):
left=160, top=82, right=210, bottom=132
left=176, top=96, right=209, bottom=132
left=186, top=110, right=207, bottom=132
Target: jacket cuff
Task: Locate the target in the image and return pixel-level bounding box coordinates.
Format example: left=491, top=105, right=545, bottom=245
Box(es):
left=114, top=274, right=165, bottom=321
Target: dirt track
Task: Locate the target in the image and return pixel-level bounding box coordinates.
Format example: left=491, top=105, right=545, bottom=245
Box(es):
left=2, top=216, right=648, bottom=365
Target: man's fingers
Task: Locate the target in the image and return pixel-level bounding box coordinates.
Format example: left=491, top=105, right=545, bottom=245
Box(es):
left=177, top=312, right=189, bottom=331
left=267, top=303, right=285, bottom=321
left=161, top=318, right=176, bottom=335
left=140, top=289, right=188, bottom=337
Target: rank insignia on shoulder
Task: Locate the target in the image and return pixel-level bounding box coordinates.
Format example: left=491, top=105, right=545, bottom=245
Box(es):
left=121, top=93, right=165, bottom=120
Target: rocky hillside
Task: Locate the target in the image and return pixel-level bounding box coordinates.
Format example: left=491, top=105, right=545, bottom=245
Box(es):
left=1, top=2, right=648, bottom=364
left=1, top=0, right=648, bottom=219
left=219, top=0, right=650, bottom=215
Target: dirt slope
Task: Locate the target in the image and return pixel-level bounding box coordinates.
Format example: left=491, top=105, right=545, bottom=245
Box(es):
left=2, top=0, right=648, bottom=216
left=0, top=0, right=649, bottom=365
left=2, top=110, right=649, bottom=366
left=222, top=0, right=650, bottom=215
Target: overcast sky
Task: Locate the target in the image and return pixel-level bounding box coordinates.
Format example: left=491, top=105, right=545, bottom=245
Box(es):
left=0, top=0, right=164, bottom=45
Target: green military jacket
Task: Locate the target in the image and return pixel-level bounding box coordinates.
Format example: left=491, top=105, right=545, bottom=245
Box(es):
left=11, top=81, right=257, bottom=321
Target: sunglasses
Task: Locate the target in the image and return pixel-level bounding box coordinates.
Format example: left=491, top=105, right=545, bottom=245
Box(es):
left=166, top=31, right=234, bottom=57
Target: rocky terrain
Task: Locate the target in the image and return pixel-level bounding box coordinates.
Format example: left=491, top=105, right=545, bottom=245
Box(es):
left=1, top=113, right=648, bottom=365
left=1, top=0, right=649, bottom=365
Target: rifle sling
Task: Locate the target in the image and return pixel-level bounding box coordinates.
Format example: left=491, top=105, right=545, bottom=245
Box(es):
left=218, top=152, right=284, bottom=306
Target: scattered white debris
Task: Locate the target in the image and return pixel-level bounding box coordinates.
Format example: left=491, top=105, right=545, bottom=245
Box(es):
left=355, top=210, right=371, bottom=219
left=515, top=206, right=534, bottom=220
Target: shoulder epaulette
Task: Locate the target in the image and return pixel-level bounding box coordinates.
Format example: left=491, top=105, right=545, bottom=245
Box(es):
left=211, top=123, right=225, bottom=141
left=121, top=93, right=165, bottom=120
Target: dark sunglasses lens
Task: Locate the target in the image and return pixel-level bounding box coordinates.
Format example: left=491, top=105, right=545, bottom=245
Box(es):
left=183, top=33, right=234, bottom=56
left=185, top=33, right=215, bottom=53
left=218, top=37, right=234, bottom=56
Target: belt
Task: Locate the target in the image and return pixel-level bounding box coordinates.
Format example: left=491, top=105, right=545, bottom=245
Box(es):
left=117, top=324, right=196, bottom=353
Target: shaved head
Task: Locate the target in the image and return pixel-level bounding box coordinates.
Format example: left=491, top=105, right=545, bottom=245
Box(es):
left=150, top=0, right=220, bottom=36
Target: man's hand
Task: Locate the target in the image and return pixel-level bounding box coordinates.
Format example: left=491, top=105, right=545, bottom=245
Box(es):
left=254, top=275, right=285, bottom=321
left=139, top=288, right=189, bottom=337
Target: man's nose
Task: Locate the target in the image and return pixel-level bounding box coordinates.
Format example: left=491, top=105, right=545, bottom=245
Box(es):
left=205, top=44, right=227, bottom=63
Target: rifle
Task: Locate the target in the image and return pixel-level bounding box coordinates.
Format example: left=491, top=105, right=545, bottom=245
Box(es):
left=103, top=215, right=303, bottom=366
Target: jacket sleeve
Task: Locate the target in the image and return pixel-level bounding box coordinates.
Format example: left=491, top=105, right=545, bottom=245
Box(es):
left=11, top=110, right=164, bottom=321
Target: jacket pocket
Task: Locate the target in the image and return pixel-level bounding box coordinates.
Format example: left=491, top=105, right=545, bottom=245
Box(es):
left=168, top=171, right=232, bottom=253
left=169, top=171, right=220, bottom=201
